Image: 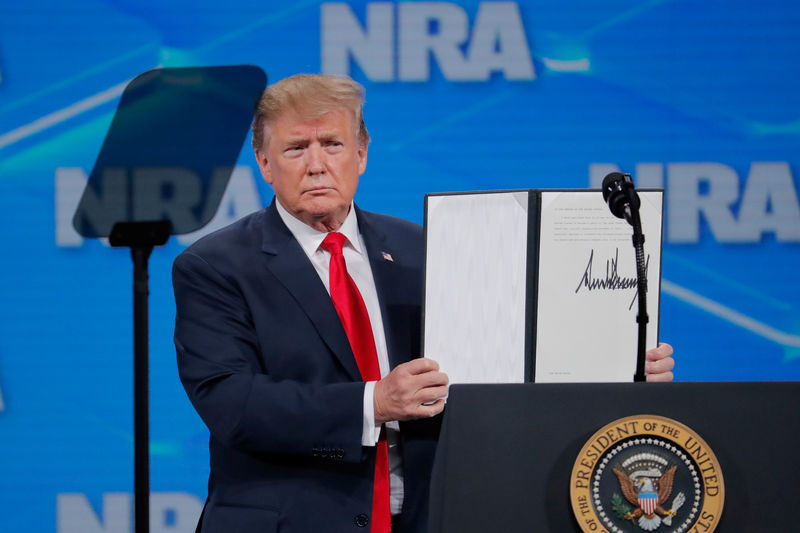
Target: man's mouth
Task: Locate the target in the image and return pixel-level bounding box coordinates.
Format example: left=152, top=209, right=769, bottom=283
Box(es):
left=305, top=186, right=333, bottom=194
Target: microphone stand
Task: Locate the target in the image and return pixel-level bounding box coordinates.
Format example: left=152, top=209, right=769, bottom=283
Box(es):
left=624, top=191, right=648, bottom=383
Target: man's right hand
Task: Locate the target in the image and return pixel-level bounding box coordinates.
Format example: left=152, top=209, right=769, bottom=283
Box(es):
left=374, top=358, right=449, bottom=424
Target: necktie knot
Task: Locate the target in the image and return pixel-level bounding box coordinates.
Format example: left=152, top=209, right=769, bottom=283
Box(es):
left=321, top=231, right=347, bottom=256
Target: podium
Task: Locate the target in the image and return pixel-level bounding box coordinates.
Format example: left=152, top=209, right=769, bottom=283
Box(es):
left=429, top=382, right=800, bottom=532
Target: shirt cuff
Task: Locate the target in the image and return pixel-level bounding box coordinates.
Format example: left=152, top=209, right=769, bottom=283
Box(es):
left=362, top=381, right=382, bottom=446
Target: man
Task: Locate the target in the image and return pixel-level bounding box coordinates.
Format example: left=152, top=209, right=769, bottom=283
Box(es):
left=173, top=74, right=675, bottom=533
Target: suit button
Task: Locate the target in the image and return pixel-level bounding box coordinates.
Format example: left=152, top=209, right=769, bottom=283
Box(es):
left=354, top=513, right=369, bottom=527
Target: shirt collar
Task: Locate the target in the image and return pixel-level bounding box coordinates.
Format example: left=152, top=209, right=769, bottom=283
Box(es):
left=275, top=199, right=363, bottom=259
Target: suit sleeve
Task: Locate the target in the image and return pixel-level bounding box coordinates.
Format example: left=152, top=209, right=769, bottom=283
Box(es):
left=173, top=250, right=365, bottom=463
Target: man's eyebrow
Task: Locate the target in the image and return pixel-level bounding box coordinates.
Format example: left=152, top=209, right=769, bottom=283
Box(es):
left=283, top=135, right=310, bottom=146
left=317, top=131, right=343, bottom=142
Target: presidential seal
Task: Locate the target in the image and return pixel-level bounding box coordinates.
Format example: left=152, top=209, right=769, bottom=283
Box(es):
left=570, top=415, right=724, bottom=533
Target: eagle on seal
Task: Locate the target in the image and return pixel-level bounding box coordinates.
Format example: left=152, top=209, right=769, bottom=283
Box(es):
left=613, top=465, right=677, bottom=531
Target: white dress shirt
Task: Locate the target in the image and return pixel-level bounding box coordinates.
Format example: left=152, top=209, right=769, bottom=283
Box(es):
left=275, top=200, right=404, bottom=515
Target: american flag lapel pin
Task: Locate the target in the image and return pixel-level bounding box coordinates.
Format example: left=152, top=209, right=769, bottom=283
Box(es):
left=381, top=251, right=394, bottom=262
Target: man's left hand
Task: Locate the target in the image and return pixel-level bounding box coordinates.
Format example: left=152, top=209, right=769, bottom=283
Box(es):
left=645, top=343, right=674, bottom=382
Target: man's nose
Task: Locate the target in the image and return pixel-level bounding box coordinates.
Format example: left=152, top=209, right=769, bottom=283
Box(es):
left=306, top=144, right=326, bottom=174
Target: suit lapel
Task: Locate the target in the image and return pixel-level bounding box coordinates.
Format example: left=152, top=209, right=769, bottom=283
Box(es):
left=357, top=207, right=406, bottom=370
left=259, top=203, right=361, bottom=381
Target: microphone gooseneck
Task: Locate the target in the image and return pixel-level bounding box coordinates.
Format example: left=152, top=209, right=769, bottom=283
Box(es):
left=601, top=172, right=649, bottom=382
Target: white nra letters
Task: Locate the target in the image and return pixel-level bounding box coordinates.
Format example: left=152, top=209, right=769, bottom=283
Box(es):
left=590, top=162, right=800, bottom=243
left=55, top=166, right=262, bottom=247
left=321, top=2, right=536, bottom=81
left=57, top=493, right=202, bottom=533
left=54, top=162, right=800, bottom=248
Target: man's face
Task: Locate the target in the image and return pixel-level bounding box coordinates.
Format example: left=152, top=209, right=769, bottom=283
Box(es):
left=255, top=108, right=367, bottom=232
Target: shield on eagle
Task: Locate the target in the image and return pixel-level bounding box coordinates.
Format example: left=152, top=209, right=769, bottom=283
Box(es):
left=638, top=491, right=658, bottom=516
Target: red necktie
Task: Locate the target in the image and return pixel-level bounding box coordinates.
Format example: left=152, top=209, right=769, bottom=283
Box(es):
left=321, top=232, right=391, bottom=533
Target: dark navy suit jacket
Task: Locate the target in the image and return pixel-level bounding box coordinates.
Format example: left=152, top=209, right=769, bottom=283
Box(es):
left=173, top=201, right=440, bottom=533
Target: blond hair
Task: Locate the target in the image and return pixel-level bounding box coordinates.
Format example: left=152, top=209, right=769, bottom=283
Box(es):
left=251, top=74, right=369, bottom=150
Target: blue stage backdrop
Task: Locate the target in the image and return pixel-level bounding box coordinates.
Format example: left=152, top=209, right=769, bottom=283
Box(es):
left=1, top=1, right=798, bottom=531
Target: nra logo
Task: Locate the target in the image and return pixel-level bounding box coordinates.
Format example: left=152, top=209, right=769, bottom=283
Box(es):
left=321, top=2, right=535, bottom=82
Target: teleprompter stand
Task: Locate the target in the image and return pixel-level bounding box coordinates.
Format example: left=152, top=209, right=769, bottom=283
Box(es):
left=73, top=66, right=266, bottom=533
left=429, top=382, right=800, bottom=532
left=109, top=220, right=171, bottom=533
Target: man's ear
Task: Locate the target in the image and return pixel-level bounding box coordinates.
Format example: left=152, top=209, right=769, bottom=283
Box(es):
left=254, top=147, right=273, bottom=185
left=357, top=142, right=368, bottom=177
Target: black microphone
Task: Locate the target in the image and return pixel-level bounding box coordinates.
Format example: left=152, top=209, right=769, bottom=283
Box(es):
left=601, top=172, right=640, bottom=225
